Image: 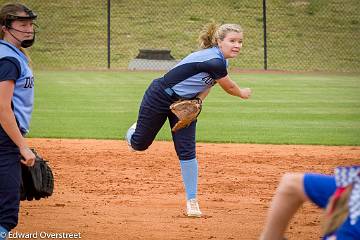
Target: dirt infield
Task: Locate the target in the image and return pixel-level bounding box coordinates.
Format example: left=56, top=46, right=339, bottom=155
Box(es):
left=15, top=139, right=360, bottom=240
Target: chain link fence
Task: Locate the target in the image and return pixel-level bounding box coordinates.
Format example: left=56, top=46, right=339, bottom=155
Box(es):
left=2, top=0, right=359, bottom=72
left=266, top=0, right=360, bottom=72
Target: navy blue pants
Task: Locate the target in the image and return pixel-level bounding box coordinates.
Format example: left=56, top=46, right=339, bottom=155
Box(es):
left=0, top=127, right=21, bottom=232
left=131, top=79, right=196, bottom=160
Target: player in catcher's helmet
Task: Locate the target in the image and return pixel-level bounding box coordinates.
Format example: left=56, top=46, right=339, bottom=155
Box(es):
left=0, top=3, right=38, bottom=239
left=125, top=22, right=252, bottom=217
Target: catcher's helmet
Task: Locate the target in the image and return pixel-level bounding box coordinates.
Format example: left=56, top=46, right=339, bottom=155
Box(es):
left=1, top=4, right=38, bottom=48
left=4, top=5, right=37, bottom=28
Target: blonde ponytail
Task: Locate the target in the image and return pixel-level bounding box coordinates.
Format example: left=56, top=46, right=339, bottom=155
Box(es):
left=19, top=48, right=32, bottom=66
left=198, top=21, right=219, bottom=49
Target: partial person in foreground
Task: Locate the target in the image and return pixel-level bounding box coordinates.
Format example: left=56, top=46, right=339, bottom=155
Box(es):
left=125, top=22, right=252, bottom=217
left=0, top=3, right=38, bottom=240
left=260, top=166, right=360, bottom=240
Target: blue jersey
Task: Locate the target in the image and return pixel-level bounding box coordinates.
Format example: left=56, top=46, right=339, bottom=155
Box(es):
left=0, top=40, right=34, bottom=134
left=304, top=169, right=360, bottom=239
left=159, top=46, right=228, bottom=98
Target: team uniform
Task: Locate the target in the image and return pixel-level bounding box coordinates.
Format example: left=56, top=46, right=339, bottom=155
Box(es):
left=304, top=166, right=360, bottom=239
left=130, top=46, right=227, bottom=156
left=127, top=46, right=228, bottom=211
left=0, top=39, right=34, bottom=233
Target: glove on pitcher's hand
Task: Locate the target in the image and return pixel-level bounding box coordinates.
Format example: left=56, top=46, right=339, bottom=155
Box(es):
left=20, top=149, right=54, bottom=201
left=170, top=98, right=202, bottom=132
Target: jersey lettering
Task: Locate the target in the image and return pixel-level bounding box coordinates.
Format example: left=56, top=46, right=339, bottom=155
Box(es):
left=24, top=76, right=34, bottom=88
left=202, top=75, right=216, bottom=86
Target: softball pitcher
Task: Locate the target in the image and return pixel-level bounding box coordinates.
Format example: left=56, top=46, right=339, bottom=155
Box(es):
left=0, top=3, right=37, bottom=239
left=125, top=22, right=252, bottom=217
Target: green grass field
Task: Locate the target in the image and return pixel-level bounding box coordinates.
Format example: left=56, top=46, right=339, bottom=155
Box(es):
left=28, top=71, right=360, bottom=146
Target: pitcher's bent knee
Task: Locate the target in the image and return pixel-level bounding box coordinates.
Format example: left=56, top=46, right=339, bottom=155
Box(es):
left=130, top=139, right=152, bottom=151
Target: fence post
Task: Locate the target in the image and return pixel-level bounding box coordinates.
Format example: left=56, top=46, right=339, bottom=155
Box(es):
left=107, top=0, right=111, bottom=69
left=262, top=0, right=268, bottom=70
